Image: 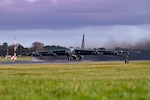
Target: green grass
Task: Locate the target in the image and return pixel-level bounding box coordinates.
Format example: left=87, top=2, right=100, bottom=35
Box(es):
left=0, top=61, right=150, bottom=100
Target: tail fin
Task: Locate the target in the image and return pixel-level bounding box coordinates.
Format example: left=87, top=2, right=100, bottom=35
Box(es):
left=81, top=34, right=85, bottom=49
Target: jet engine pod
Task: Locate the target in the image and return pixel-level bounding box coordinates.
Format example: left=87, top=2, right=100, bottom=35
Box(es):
left=78, top=55, right=84, bottom=61
left=32, top=52, right=40, bottom=56
left=48, top=51, right=57, bottom=56
left=92, top=51, right=99, bottom=55
left=113, top=51, right=119, bottom=56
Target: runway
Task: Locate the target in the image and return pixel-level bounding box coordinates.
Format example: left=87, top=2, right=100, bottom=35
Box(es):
left=0, top=60, right=97, bottom=65
left=0, top=56, right=133, bottom=65
left=0, top=56, right=109, bottom=65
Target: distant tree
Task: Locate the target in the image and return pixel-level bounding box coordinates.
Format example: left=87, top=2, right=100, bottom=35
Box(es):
left=16, top=45, right=29, bottom=55
left=0, top=42, right=9, bottom=56
left=8, top=45, right=14, bottom=55
left=0, top=48, right=6, bottom=56
left=31, top=42, right=44, bottom=52
left=3, top=42, right=8, bottom=48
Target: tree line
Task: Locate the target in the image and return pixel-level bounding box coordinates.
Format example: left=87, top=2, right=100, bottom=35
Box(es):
left=0, top=42, right=66, bottom=57
left=0, top=41, right=150, bottom=60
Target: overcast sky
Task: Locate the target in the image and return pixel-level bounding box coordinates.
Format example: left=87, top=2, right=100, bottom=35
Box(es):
left=0, top=0, right=150, bottom=48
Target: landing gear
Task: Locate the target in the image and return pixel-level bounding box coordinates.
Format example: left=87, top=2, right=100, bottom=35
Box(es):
left=125, top=52, right=129, bottom=64
left=67, top=56, right=72, bottom=61
left=125, top=59, right=129, bottom=64
left=67, top=55, right=83, bottom=61
left=67, top=55, right=77, bottom=61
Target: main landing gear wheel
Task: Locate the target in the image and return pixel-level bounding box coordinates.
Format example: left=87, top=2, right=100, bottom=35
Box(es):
left=125, top=59, right=129, bottom=64
left=125, top=53, right=129, bottom=64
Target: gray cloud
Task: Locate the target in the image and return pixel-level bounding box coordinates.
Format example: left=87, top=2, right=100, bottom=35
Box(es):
left=0, top=25, right=149, bottom=48
left=0, top=0, right=150, bottom=30
left=0, top=0, right=150, bottom=48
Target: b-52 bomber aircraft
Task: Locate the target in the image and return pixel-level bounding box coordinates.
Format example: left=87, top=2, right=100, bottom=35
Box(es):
left=21, top=47, right=140, bottom=64
left=20, top=34, right=140, bottom=63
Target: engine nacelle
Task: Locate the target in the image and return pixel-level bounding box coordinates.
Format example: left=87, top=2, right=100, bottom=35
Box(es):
left=92, top=51, right=99, bottom=55
left=32, top=52, right=41, bottom=56
left=78, top=55, right=84, bottom=61
left=112, top=51, right=119, bottom=56
left=48, top=51, right=57, bottom=56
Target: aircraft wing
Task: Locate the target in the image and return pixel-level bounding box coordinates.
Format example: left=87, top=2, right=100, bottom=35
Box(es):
left=38, top=49, right=67, bottom=56
left=20, top=52, right=41, bottom=56
left=20, top=49, right=140, bottom=57
left=118, top=51, right=141, bottom=54
left=20, top=49, right=68, bottom=56
left=74, top=49, right=99, bottom=55
left=20, top=48, right=140, bottom=63
left=97, top=49, right=141, bottom=56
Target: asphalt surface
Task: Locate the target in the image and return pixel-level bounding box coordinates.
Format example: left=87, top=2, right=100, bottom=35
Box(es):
left=0, top=60, right=96, bottom=65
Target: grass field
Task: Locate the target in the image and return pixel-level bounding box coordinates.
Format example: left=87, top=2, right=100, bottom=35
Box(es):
left=0, top=61, right=150, bottom=100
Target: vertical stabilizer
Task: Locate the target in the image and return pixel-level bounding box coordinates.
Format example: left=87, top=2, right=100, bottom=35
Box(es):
left=81, top=34, right=85, bottom=49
